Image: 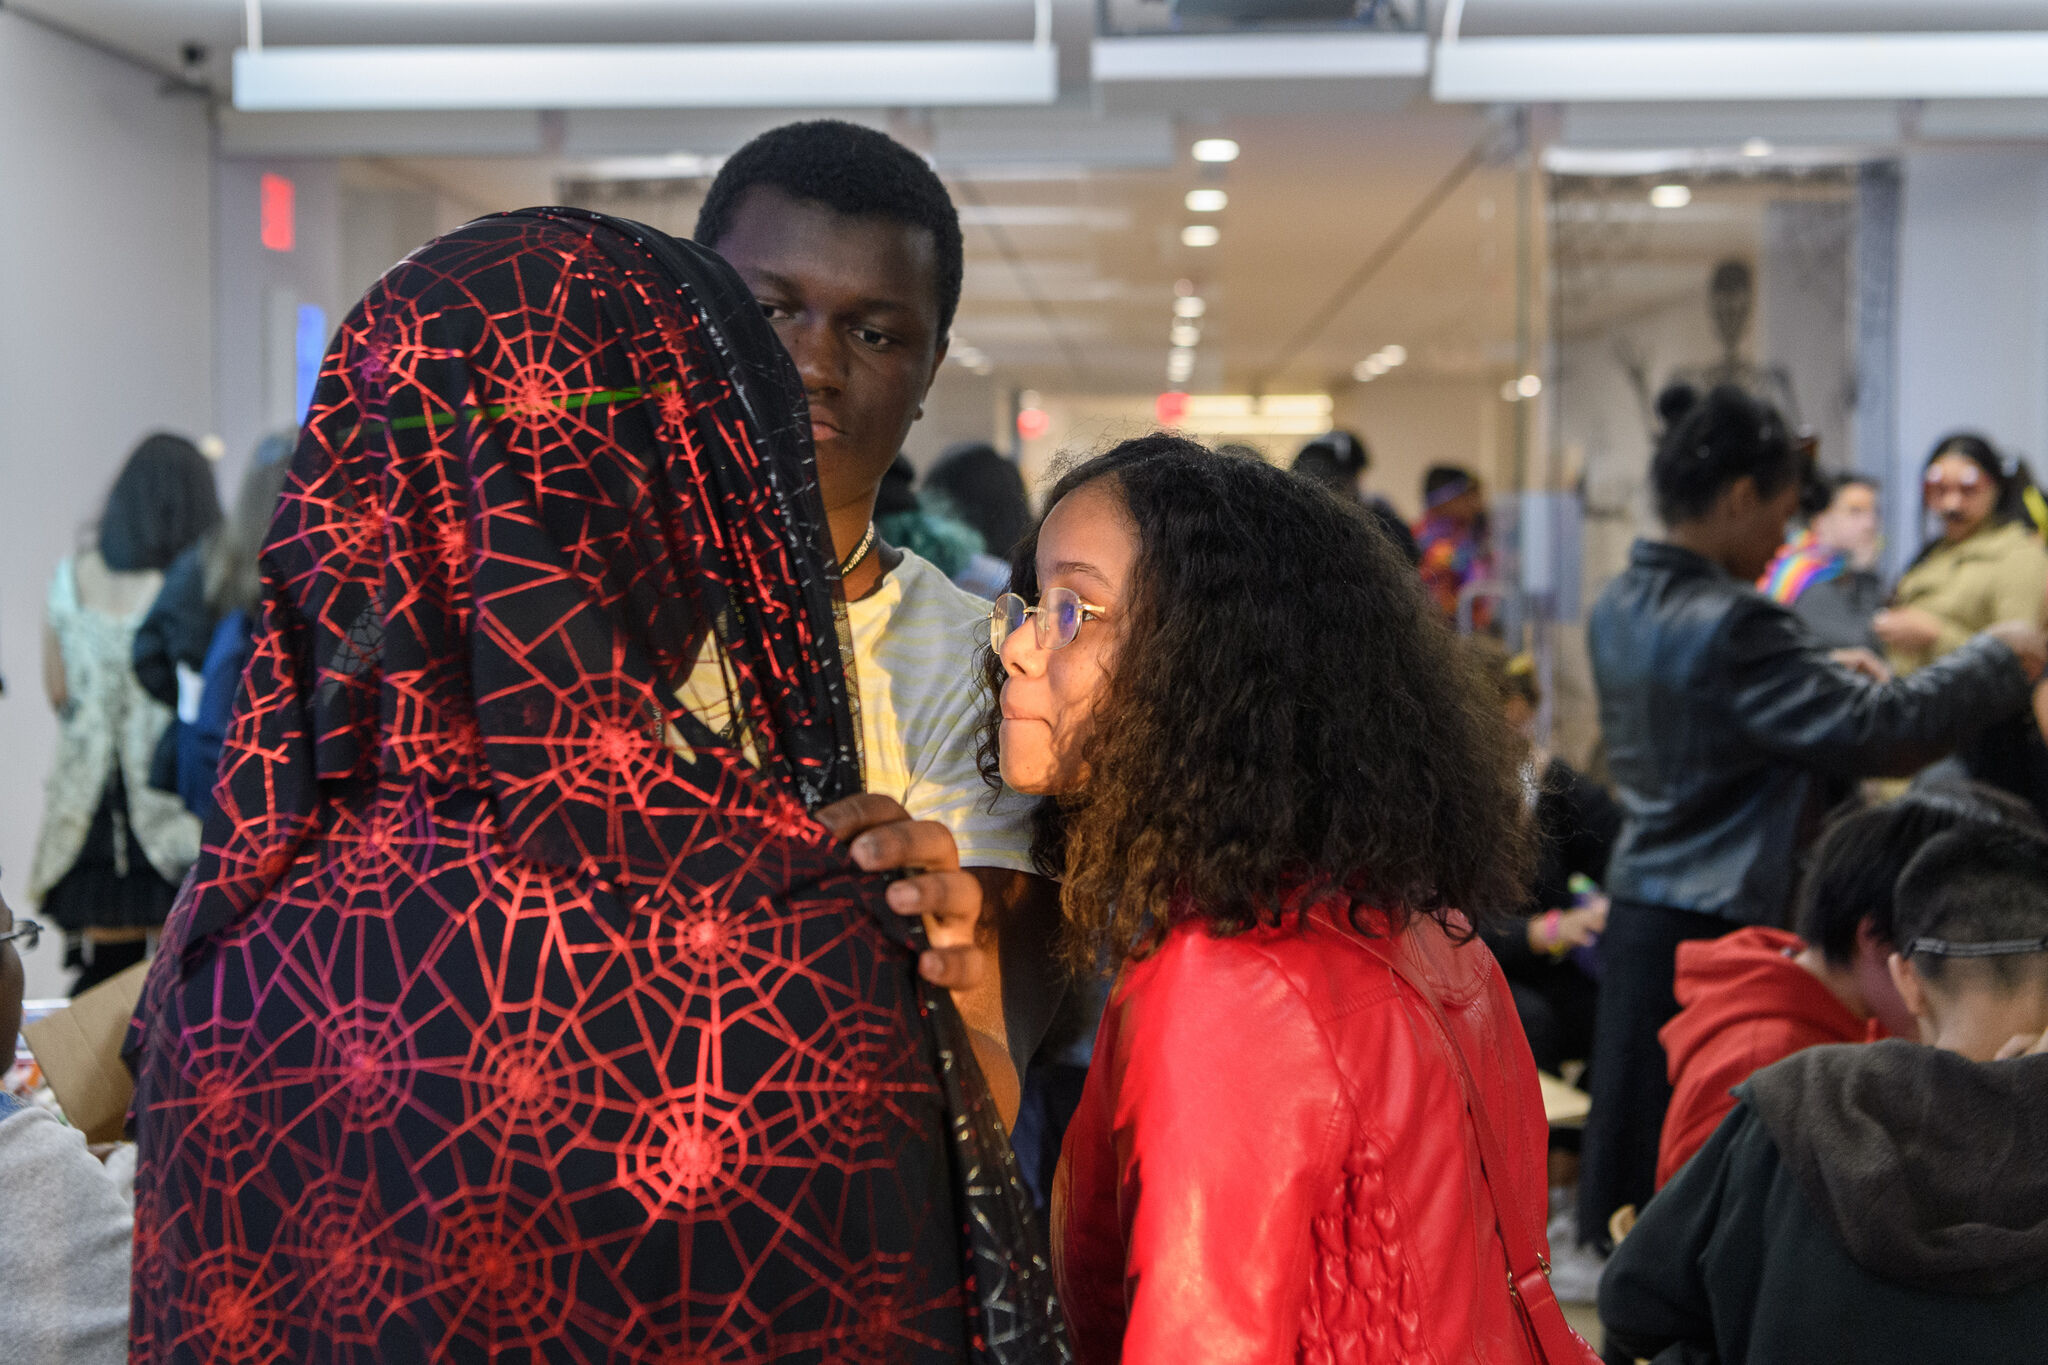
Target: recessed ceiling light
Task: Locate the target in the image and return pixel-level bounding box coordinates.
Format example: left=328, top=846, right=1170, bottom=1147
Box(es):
left=1184, top=188, right=1228, bottom=213
left=1649, top=183, right=1693, bottom=209
left=1170, top=323, right=1201, bottom=348
left=1352, top=362, right=1379, bottom=383
left=1173, top=296, right=1206, bottom=319
left=1192, top=138, right=1240, bottom=164
left=1516, top=373, right=1543, bottom=398
left=1174, top=277, right=1197, bottom=296
left=1741, top=138, right=1773, bottom=157
left=1378, top=344, right=1407, bottom=366
left=1181, top=224, right=1221, bottom=248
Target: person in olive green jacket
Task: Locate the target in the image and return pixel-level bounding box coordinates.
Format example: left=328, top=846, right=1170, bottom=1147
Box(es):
left=1877, top=433, right=2048, bottom=675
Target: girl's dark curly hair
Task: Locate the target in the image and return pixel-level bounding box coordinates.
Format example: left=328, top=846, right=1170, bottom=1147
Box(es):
left=978, top=434, right=1534, bottom=967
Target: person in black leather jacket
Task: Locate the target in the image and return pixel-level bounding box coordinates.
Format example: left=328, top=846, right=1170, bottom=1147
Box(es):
left=1576, top=384, right=2048, bottom=1255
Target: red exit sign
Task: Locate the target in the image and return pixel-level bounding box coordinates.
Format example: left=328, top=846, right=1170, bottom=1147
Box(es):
left=261, top=172, right=295, bottom=252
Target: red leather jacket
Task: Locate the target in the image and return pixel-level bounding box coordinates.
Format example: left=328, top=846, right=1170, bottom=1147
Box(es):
left=1054, top=902, right=1584, bottom=1365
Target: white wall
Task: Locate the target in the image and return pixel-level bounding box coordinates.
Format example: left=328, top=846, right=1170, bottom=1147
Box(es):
left=1894, top=148, right=2048, bottom=572
left=0, top=12, right=215, bottom=997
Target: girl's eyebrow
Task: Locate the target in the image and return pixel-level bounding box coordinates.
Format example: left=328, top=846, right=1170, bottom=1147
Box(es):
left=1048, top=560, right=1112, bottom=592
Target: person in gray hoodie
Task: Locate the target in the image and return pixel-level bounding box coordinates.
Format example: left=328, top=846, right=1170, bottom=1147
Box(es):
left=1599, top=821, right=2048, bottom=1364
left=0, top=888, right=131, bottom=1363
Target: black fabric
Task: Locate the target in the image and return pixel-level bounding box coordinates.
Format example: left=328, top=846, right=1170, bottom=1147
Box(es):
left=1790, top=567, right=1884, bottom=653
left=1590, top=538, right=2031, bottom=926
left=131, top=542, right=215, bottom=707
left=1746, top=1042, right=2048, bottom=1295
left=1600, top=1073, right=2048, bottom=1364
left=38, top=769, right=178, bottom=936
left=1576, top=898, right=1730, bottom=1245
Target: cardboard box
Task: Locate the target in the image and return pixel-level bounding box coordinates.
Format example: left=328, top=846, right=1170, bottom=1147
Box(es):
left=18, top=961, right=148, bottom=1144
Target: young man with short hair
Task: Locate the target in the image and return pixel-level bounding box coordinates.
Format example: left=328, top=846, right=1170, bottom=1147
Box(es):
left=1654, top=783, right=2038, bottom=1184
left=1601, top=822, right=2048, bottom=1364
left=690, top=121, right=1058, bottom=1118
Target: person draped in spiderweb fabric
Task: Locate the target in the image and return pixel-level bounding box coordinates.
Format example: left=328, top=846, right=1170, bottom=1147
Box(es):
left=124, top=209, right=1068, bottom=1363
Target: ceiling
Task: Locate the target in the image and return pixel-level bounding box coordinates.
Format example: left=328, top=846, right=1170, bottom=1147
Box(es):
left=14, top=0, right=2021, bottom=401
left=333, top=103, right=1525, bottom=399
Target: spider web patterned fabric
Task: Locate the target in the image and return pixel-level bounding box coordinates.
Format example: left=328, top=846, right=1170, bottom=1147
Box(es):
left=125, top=209, right=1068, bottom=1364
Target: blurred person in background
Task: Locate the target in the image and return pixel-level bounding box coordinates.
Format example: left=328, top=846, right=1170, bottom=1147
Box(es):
left=1474, top=641, right=1619, bottom=1082
left=1414, top=463, right=1494, bottom=626
left=0, top=889, right=131, bottom=1362
left=1579, top=383, right=2045, bottom=1254
left=1601, top=822, right=2048, bottom=1365
left=1758, top=471, right=1885, bottom=652
left=1876, top=432, right=2048, bottom=675
left=873, top=454, right=1008, bottom=599
left=29, top=433, right=215, bottom=993
left=175, top=442, right=295, bottom=819
left=132, top=429, right=294, bottom=794
left=924, top=438, right=1032, bottom=563
left=1290, top=428, right=1420, bottom=563
left=1655, top=781, right=2040, bottom=1188
left=1473, top=640, right=1621, bottom=1303
left=994, top=436, right=1593, bottom=1364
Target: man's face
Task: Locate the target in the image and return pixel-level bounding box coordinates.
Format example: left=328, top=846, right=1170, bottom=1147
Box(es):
left=709, top=185, right=947, bottom=513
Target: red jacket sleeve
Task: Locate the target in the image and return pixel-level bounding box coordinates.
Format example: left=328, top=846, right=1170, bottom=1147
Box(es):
left=1056, top=932, right=1349, bottom=1365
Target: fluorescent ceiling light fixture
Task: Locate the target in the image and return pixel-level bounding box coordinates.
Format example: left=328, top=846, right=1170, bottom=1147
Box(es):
left=1184, top=189, right=1229, bottom=213
left=1095, top=33, right=1429, bottom=83
left=1433, top=33, right=2048, bottom=103
left=1649, top=184, right=1693, bottom=208
left=1171, top=323, right=1202, bottom=348
left=234, top=41, right=1059, bottom=111
left=1742, top=138, right=1774, bottom=157
left=1181, top=224, right=1222, bottom=248
left=1191, top=139, right=1240, bottom=164
left=1173, top=296, right=1207, bottom=319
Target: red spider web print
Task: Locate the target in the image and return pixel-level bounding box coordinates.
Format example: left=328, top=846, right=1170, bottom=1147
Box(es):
left=126, top=212, right=982, bottom=1363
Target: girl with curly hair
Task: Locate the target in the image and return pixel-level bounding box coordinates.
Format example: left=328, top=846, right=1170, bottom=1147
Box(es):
left=984, top=435, right=1594, bottom=1364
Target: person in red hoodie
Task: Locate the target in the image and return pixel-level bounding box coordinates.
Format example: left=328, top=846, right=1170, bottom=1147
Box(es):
left=1655, top=781, right=2041, bottom=1186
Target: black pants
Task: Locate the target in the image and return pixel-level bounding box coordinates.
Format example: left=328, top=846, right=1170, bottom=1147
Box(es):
left=1576, top=899, right=1730, bottom=1248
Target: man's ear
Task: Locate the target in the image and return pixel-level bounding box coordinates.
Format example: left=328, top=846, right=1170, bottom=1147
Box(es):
left=1889, top=951, right=1935, bottom=1042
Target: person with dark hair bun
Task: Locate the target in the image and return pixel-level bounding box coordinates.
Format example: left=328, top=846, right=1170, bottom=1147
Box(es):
left=989, top=435, right=1596, bottom=1363
left=28, top=434, right=215, bottom=992
left=1578, top=382, right=2048, bottom=1253
left=1876, top=431, right=2048, bottom=675
left=1289, top=429, right=1420, bottom=563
